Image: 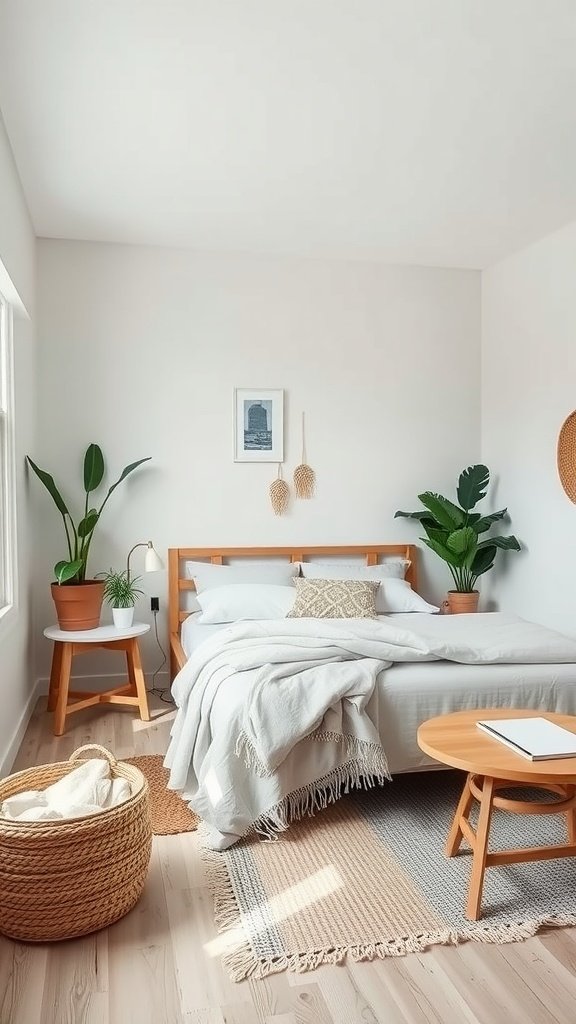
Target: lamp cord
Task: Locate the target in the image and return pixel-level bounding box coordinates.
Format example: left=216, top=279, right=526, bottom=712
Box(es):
left=148, top=609, right=174, bottom=704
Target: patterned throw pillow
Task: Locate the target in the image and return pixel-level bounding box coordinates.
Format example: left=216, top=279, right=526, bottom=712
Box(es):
left=286, top=577, right=379, bottom=619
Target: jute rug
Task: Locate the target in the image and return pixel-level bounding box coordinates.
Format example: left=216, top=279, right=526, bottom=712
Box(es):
left=204, top=771, right=576, bottom=981
left=125, top=755, right=198, bottom=835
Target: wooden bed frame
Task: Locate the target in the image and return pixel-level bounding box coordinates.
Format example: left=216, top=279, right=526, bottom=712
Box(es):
left=168, top=544, right=418, bottom=680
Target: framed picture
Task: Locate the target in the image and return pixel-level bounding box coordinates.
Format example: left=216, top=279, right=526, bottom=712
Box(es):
left=234, top=388, right=284, bottom=462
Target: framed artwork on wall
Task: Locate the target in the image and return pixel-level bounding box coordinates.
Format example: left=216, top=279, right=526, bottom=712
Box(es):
left=234, top=388, right=284, bottom=462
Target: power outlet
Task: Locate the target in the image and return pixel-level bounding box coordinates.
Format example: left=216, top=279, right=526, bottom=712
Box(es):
left=150, top=596, right=160, bottom=612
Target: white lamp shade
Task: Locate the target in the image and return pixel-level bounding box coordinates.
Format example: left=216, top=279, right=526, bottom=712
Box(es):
left=144, top=544, right=164, bottom=573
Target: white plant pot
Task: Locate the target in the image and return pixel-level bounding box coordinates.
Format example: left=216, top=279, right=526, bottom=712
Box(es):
left=112, top=607, right=134, bottom=628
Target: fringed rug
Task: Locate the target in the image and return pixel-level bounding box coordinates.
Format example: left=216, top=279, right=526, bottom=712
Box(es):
left=204, top=771, right=576, bottom=981
left=125, top=755, right=198, bottom=835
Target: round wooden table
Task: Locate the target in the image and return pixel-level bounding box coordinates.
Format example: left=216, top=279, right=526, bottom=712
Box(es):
left=417, top=709, right=576, bottom=920
left=44, top=622, right=151, bottom=737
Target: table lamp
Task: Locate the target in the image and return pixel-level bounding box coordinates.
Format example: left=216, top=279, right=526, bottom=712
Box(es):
left=126, top=541, right=164, bottom=582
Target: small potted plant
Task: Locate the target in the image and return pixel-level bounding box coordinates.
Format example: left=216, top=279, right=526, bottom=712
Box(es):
left=100, top=569, right=143, bottom=628
left=395, top=464, right=521, bottom=613
left=27, top=443, right=151, bottom=630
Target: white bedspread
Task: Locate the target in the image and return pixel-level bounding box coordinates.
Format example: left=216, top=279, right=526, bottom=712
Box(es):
left=165, top=614, right=576, bottom=849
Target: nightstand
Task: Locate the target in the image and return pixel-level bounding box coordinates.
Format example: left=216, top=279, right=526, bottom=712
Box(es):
left=44, top=622, right=151, bottom=736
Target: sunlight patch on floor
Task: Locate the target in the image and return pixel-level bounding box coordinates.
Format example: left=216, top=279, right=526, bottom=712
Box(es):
left=203, top=864, right=342, bottom=957
left=132, top=707, right=177, bottom=731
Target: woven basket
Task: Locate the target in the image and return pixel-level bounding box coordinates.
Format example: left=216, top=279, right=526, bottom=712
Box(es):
left=558, top=409, right=576, bottom=504
left=0, top=744, right=152, bottom=942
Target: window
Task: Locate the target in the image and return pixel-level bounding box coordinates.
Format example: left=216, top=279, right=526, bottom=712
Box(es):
left=0, top=291, right=16, bottom=621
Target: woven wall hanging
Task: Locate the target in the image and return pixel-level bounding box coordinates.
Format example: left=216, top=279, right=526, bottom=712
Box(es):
left=557, top=409, right=576, bottom=503
left=269, top=464, right=290, bottom=515
left=293, top=412, right=315, bottom=499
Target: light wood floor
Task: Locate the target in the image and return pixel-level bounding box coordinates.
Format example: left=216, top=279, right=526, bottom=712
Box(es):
left=2, top=697, right=576, bottom=1024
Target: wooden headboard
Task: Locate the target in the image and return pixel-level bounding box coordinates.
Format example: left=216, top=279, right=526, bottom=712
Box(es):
left=168, top=544, right=418, bottom=678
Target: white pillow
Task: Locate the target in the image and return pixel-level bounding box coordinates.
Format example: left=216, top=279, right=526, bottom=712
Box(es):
left=186, top=560, right=298, bottom=593
left=196, top=584, right=296, bottom=624
left=377, top=579, right=439, bottom=614
left=300, top=567, right=435, bottom=613
left=301, top=560, right=409, bottom=582
left=300, top=562, right=433, bottom=613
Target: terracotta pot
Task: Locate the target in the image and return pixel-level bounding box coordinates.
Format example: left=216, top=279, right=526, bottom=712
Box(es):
left=51, top=580, right=104, bottom=631
left=447, top=590, right=479, bottom=614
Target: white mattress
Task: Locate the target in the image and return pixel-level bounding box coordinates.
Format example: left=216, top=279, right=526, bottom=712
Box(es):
left=181, top=612, right=228, bottom=658
left=179, top=612, right=576, bottom=774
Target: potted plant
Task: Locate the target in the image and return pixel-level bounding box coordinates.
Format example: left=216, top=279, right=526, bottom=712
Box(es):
left=100, top=569, right=143, bottom=628
left=27, top=443, right=151, bottom=630
left=395, top=464, right=520, bottom=613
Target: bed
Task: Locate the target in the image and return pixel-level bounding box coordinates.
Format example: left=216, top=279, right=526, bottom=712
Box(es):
left=166, top=545, right=576, bottom=849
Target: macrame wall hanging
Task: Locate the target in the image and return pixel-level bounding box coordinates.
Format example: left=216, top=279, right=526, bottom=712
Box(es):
left=269, top=463, right=290, bottom=515
left=293, top=412, right=315, bottom=499
left=557, top=409, right=576, bottom=503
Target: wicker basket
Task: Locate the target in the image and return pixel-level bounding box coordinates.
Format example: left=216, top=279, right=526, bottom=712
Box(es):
left=558, top=409, right=576, bottom=504
left=0, top=744, right=152, bottom=942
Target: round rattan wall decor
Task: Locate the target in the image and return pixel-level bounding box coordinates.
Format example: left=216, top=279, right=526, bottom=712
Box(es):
left=557, top=409, right=576, bottom=503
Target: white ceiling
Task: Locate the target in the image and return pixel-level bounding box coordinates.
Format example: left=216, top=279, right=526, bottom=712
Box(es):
left=1, top=0, right=576, bottom=268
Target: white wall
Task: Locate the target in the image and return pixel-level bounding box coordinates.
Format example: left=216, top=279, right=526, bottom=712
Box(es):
left=482, top=220, right=576, bottom=635
left=35, top=240, right=480, bottom=682
left=0, top=111, right=36, bottom=772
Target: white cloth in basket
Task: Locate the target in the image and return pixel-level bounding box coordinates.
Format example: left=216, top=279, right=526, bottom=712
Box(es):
left=0, top=758, right=132, bottom=821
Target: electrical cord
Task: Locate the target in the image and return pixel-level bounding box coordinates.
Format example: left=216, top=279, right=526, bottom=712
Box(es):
left=148, top=609, right=174, bottom=704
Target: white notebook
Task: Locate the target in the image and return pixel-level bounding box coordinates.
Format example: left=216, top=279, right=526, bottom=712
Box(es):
left=476, top=717, right=576, bottom=761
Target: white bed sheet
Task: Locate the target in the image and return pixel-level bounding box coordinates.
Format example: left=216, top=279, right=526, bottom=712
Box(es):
left=179, top=612, right=576, bottom=774
left=181, top=612, right=228, bottom=657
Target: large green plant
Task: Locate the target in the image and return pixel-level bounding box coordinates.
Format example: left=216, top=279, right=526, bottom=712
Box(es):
left=27, top=444, right=151, bottom=584
left=394, top=464, right=520, bottom=593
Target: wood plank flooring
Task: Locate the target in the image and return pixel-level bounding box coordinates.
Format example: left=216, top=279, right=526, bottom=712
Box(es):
left=2, top=696, right=576, bottom=1023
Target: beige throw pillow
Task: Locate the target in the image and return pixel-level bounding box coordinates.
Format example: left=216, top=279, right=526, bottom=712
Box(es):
left=286, top=577, right=379, bottom=619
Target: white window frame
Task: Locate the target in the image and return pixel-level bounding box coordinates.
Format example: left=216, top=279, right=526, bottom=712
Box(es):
left=0, top=290, right=17, bottom=630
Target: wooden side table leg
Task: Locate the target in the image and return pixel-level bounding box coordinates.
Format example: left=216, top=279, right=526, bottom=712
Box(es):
left=127, top=638, right=150, bottom=722
left=445, top=773, right=474, bottom=857
left=466, top=774, right=495, bottom=921
left=53, top=643, right=73, bottom=737
left=565, top=785, right=576, bottom=844
left=47, top=642, right=63, bottom=712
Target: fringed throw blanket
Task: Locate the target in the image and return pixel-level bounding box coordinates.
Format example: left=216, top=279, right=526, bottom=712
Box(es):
left=165, top=615, right=576, bottom=849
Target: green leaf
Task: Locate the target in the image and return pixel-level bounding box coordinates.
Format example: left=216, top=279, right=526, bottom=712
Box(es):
left=456, top=465, right=490, bottom=511
left=26, top=457, right=70, bottom=517
left=473, top=509, right=507, bottom=534
left=446, top=527, right=477, bottom=558
left=421, top=536, right=463, bottom=568
left=54, top=559, right=84, bottom=584
left=470, top=546, right=496, bottom=577
left=477, top=534, right=521, bottom=551
left=83, top=444, right=105, bottom=493
left=394, top=510, right=433, bottom=521
left=100, top=457, right=151, bottom=507
left=419, top=516, right=450, bottom=547
left=78, top=510, right=99, bottom=538
left=418, top=493, right=465, bottom=531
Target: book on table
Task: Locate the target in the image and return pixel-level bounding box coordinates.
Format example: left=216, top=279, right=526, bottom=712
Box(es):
left=476, top=717, right=576, bottom=761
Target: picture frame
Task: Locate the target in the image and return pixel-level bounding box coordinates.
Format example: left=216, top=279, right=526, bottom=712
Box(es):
left=234, top=388, right=284, bottom=462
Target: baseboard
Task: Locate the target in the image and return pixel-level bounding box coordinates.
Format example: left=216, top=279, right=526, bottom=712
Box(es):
left=34, top=669, right=171, bottom=695
left=1, top=669, right=171, bottom=777
left=1, top=677, right=45, bottom=777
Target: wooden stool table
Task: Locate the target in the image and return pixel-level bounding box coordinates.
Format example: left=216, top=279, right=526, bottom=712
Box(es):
left=44, top=623, right=151, bottom=736
left=418, top=709, right=576, bottom=921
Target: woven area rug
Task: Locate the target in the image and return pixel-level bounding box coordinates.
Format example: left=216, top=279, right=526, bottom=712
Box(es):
left=204, top=771, right=576, bottom=981
left=125, top=755, right=198, bottom=835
